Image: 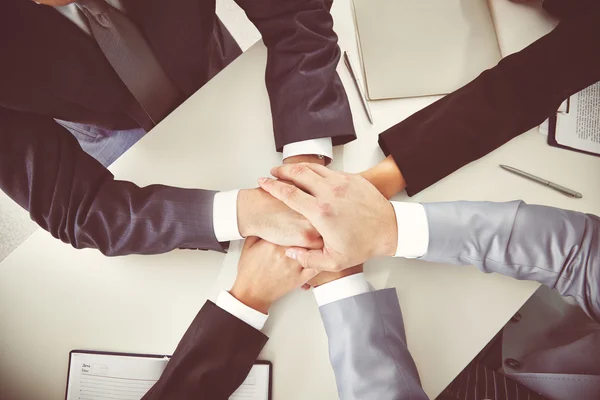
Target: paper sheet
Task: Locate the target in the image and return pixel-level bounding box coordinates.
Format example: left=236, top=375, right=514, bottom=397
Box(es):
left=66, top=351, right=270, bottom=400
left=555, top=82, right=600, bottom=154
left=66, top=353, right=168, bottom=400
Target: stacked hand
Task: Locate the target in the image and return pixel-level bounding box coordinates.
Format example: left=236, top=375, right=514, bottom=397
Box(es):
left=236, top=154, right=327, bottom=250
left=230, top=237, right=318, bottom=313
left=231, top=157, right=400, bottom=310
left=258, top=163, right=398, bottom=272
left=237, top=188, right=323, bottom=249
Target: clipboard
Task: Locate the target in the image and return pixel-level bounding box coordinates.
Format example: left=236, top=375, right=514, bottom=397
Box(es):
left=65, top=349, right=273, bottom=400
left=547, top=113, right=600, bottom=158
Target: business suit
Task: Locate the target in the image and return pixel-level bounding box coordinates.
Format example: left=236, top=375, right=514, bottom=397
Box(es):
left=378, top=0, right=600, bottom=196
left=423, top=201, right=600, bottom=399
left=320, top=288, right=428, bottom=400
left=0, top=0, right=355, bottom=256
left=141, top=301, right=267, bottom=400
left=319, top=286, right=548, bottom=400
left=318, top=201, right=599, bottom=399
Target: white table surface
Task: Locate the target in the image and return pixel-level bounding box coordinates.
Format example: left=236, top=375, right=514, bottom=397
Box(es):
left=1, top=1, right=599, bottom=399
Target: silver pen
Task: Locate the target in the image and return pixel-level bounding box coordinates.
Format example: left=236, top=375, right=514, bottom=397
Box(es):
left=499, top=165, right=583, bottom=199
left=343, top=51, right=374, bottom=124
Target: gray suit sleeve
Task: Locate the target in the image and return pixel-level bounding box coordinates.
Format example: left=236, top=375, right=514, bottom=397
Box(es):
left=319, top=288, right=429, bottom=400
left=422, top=201, right=600, bottom=322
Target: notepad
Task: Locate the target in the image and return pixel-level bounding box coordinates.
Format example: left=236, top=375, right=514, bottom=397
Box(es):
left=65, top=350, right=271, bottom=400
left=352, top=0, right=558, bottom=99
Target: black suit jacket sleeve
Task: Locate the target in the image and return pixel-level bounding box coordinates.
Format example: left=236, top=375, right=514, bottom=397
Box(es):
left=142, top=301, right=268, bottom=400
left=236, top=0, right=356, bottom=151
left=0, top=108, right=224, bottom=255
left=378, top=5, right=600, bottom=196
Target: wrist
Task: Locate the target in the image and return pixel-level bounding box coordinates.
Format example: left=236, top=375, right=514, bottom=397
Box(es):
left=377, top=202, right=399, bottom=257
left=311, top=265, right=364, bottom=288
left=361, top=156, right=406, bottom=199
left=237, top=188, right=262, bottom=237
left=229, top=285, right=272, bottom=315
left=283, top=154, right=327, bottom=165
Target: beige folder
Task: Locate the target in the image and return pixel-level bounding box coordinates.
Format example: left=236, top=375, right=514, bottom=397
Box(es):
left=352, top=0, right=502, bottom=100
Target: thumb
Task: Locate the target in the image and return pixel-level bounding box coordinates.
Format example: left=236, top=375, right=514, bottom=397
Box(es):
left=299, top=267, right=319, bottom=284
left=243, top=236, right=261, bottom=249
left=285, top=248, right=338, bottom=271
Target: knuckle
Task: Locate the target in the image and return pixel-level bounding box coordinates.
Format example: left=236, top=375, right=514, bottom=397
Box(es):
left=301, top=228, right=318, bottom=245
left=289, top=164, right=306, bottom=177
left=281, top=185, right=297, bottom=200
left=317, top=202, right=334, bottom=217
left=331, top=183, right=348, bottom=197
left=339, top=173, right=351, bottom=182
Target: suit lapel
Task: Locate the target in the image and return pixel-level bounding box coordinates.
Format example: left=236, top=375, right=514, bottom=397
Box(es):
left=0, top=0, right=132, bottom=123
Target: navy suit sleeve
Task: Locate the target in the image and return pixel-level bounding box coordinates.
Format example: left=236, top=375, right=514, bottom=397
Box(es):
left=0, top=107, right=224, bottom=255
left=379, top=5, right=600, bottom=196
left=142, top=301, right=268, bottom=400
left=236, top=0, right=356, bottom=150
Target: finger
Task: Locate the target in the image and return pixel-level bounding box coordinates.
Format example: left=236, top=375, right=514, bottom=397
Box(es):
left=243, top=236, right=260, bottom=249
left=304, top=235, right=324, bottom=250
left=300, top=283, right=311, bottom=291
left=285, top=247, right=341, bottom=272
left=304, top=163, right=336, bottom=178
left=269, top=164, right=330, bottom=196
left=258, top=178, right=319, bottom=219
left=299, top=268, right=319, bottom=284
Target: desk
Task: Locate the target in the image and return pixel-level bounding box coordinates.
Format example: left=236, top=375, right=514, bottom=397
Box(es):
left=1, top=1, right=599, bottom=399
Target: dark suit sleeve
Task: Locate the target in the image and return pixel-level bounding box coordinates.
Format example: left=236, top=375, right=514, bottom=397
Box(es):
left=378, top=6, right=600, bottom=196
left=142, top=301, right=268, bottom=400
left=235, top=0, right=356, bottom=151
left=0, top=107, right=224, bottom=255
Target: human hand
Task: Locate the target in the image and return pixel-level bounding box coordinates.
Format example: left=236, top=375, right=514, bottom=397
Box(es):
left=305, top=265, right=364, bottom=289
left=360, top=155, right=406, bottom=199
left=258, top=163, right=398, bottom=272
left=230, top=236, right=318, bottom=313
left=237, top=188, right=323, bottom=249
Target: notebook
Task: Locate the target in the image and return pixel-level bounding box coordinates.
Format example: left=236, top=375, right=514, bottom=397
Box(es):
left=65, top=350, right=272, bottom=400
left=547, top=81, right=600, bottom=157
left=352, top=0, right=559, bottom=99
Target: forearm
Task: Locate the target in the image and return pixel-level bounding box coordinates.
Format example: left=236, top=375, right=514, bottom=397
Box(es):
left=236, top=0, right=356, bottom=150
left=0, top=108, right=223, bottom=256
left=361, top=155, right=406, bottom=199
left=142, top=301, right=267, bottom=400
left=378, top=7, right=600, bottom=196
left=319, top=287, right=428, bottom=400
left=422, top=201, right=600, bottom=321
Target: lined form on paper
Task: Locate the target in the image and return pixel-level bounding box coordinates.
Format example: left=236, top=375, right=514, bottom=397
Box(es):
left=66, top=351, right=270, bottom=400
left=66, top=352, right=168, bottom=400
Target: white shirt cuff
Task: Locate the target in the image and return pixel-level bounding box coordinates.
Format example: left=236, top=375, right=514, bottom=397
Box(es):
left=282, top=138, right=333, bottom=161
left=390, top=202, right=429, bottom=258
left=313, top=273, right=372, bottom=307
left=216, top=290, right=268, bottom=331
left=213, top=190, right=243, bottom=242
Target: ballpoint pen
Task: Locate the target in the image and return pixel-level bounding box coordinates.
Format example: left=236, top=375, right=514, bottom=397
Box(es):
left=343, top=51, right=374, bottom=124
left=499, top=164, right=583, bottom=198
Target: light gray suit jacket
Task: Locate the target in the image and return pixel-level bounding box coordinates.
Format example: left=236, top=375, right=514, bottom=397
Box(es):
left=421, top=201, right=600, bottom=399
left=320, top=288, right=429, bottom=400
left=421, top=201, right=599, bottom=322
left=320, top=201, right=599, bottom=400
